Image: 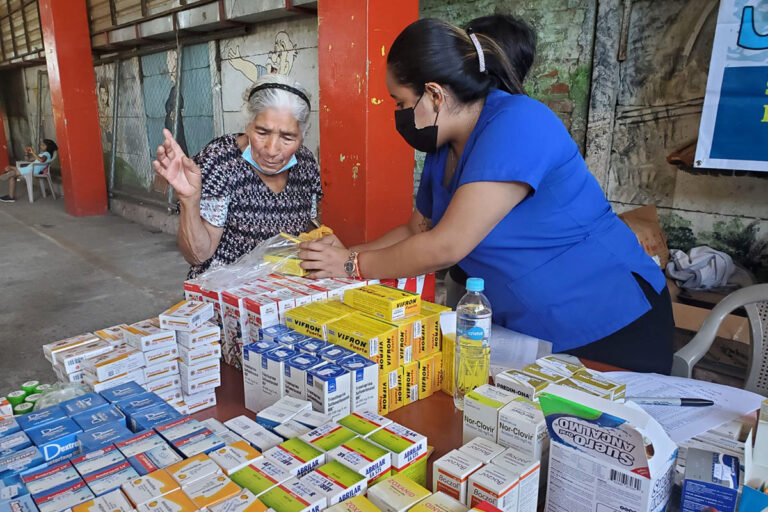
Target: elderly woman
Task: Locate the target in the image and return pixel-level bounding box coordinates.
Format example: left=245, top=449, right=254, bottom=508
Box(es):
left=154, top=75, right=322, bottom=278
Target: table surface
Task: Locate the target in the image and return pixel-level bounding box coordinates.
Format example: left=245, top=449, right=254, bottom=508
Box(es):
left=193, top=359, right=624, bottom=490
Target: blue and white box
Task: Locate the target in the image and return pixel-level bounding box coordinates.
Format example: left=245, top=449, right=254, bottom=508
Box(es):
left=284, top=354, right=322, bottom=401
left=114, top=431, right=168, bottom=458
left=0, top=418, right=20, bottom=438
left=26, top=419, right=82, bottom=462
left=200, top=418, right=245, bottom=446
left=16, top=406, right=66, bottom=432
left=172, top=429, right=225, bottom=458
left=256, top=406, right=300, bottom=431
left=72, top=405, right=126, bottom=432
left=154, top=417, right=203, bottom=444
left=261, top=325, right=292, bottom=342
left=306, top=363, right=352, bottom=421
left=0, top=473, right=27, bottom=501
left=99, top=381, right=145, bottom=403
left=128, top=403, right=182, bottom=433
left=71, top=445, right=126, bottom=479
left=0, top=431, right=31, bottom=456
left=276, top=332, right=312, bottom=349
left=292, top=410, right=332, bottom=430
left=295, top=339, right=330, bottom=356
left=243, top=340, right=280, bottom=413
left=0, top=494, right=36, bottom=512
left=59, top=393, right=108, bottom=417
left=0, top=446, right=45, bottom=477
left=317, top=346, right=355, bottom=365
left=32, top=479, right=94, bottom=512
left=262, top=347, right=298, bottom=405
left=82, top=460, right=139, bottom=496
left=113, top=393, right=165, bottom=418
left=127, top=444, right=183, bottom=475
left=681, top=448, right=740, bottom=512
left=77, top=424, right=133, bottom=453
left=21, top=460, right=80, bottom=496
left=339, top=355, right=378, bottom=413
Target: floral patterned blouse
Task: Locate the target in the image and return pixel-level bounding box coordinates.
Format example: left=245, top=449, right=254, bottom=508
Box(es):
left=188, top=134, right=322, bottom=279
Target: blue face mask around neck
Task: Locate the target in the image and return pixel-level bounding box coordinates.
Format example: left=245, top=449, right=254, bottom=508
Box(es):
left=242, top=144, right=297, bottom=175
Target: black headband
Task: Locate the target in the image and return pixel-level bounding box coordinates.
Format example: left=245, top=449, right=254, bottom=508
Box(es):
left=248, top=83, right=311, bottom=109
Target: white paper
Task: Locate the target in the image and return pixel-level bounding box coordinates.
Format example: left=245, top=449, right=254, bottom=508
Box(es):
left=607, top=371, right=764, bottom=444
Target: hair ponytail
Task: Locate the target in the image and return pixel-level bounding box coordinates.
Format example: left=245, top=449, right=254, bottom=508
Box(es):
left=387, top=16, right=534, bottom=105
left=465, top=14, right=537, bottom=88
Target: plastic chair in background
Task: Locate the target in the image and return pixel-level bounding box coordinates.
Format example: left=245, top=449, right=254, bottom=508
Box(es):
left=14, top=155, right=56, bottom=203
left=671, top=283, right=768, bottom=395
left=34, top=154, right=57, bottom=200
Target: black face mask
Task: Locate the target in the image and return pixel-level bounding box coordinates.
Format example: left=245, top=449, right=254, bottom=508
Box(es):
left=394, top=93, right=440, bottom=153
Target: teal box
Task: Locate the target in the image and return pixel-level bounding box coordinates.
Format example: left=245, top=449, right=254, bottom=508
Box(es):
left=72, top=405, right=126, bottom=432
left=16, top=406, right=66, bottom=432
left=26, top=418, right=82, bottom=462
left=99, top=381, right=145, bottom=403
left=59, top=393, right=107, bottom=416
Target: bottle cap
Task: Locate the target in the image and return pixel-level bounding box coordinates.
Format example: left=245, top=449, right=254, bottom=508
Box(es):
left=466, top=277, right=484, bottom=292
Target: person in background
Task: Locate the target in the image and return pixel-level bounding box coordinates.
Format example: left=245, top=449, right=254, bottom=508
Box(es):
left=298, top=15, right=674, bottom=374
left=0, top=139, right=58, bottom=203
left=153, top=74, right=323, bottom=279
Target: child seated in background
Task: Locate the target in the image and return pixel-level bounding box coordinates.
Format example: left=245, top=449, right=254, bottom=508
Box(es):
left=0, top=139, right=58, bottom=203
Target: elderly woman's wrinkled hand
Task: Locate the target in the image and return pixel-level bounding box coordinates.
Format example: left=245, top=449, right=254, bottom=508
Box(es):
left=153, top=128, right=203, bottom=201
left=298, top=241, right=349, bottom=279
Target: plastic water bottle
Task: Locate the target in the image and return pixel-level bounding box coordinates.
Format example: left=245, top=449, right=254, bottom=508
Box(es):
left=453, top=277, right=492, bottom=410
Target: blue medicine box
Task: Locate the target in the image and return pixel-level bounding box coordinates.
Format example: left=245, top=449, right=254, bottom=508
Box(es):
left=260, top=324, right=292, bottom=341
left=128, top=403, right=182, bottom=433
left=0, top=418, right=20, bottom=438
left=21, top=460, right=80, bottom=497
left=0, top=473, right=28, bottom=502
left=317, top=345, right=355, bottom=364
left=82, top=460, right=139, bottom=496
left=59, top=393, right=108, bottom=417
left=16, top=406, right=66, bottom=432
left=114, top=393, right=165, bottom=418
left=0, top=431, right=31, bottom=456
left=26, top=418, right=82, bottom=462
left=0, top=446, right=45, bottom=478
left=32, top=479, right=94, bottom=512
left=77, top=423, right=133, bottom=453
left=99, top=381, right=145, bottom=403
left=295, top=339, right=330, bottom=356
left=681, top=448, right=740, bottom=512
left=0, top=494, right=36, bottom=512
left=276, top=331, right=312, bottom=348
left=70, top=445, right=126, bottom=479
left=172, top=429, right=225, bottom=458
left=127, top=444, right=182, bottom=475
left=72, top=405, right=126, bottom=432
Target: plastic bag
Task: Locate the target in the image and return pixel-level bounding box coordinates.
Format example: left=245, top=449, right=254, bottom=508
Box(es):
left=33, top=382, right=91, bottom=410
left=194, top=226, right=334, bottom=290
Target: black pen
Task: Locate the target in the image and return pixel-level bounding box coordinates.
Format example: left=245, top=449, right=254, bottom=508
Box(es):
left=625, top=397, right=715, bottom=407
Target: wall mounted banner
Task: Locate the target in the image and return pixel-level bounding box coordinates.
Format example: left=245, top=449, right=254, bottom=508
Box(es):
left=696, top=0, right=768, bottom=172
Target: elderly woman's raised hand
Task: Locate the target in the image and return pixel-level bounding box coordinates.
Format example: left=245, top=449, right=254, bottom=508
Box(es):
left=153, top=129, right=202, bottom=200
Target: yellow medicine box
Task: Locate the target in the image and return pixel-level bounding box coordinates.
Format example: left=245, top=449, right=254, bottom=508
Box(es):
left=137, top=489, right=197, bottom=512
left=417, top=356, right=434, bottom=400
left=378, top=369, right=399, bottom=416
left=431, top=352, right=444, bottom=392
left=264, top=249, right=309, bottom=277
left=402, top=361, right=419, bottom=406
left=361, top=315, right=412, bottom=367
left=325, top=495, right=382, bottom=512
left=285, top=301, right=355, bottom=340
left=441, top=333, right=455, bottom=396
left=420, top=302, right=450, bottom=354
left=343, top=285, right=421, bottom=322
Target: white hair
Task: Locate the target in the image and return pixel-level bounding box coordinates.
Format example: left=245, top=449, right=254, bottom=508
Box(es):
left=245, top=75, right=312, bottom=137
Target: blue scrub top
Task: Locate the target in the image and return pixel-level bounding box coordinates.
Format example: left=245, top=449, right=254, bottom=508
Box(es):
left=416, top=89, right=665, bottom=352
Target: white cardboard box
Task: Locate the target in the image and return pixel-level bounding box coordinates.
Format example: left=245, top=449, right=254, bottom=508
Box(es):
left=123, top=320, right=177, bottom=353
left=432, top=449, right=483, bottom=504
left=497, top=397, right=549, bottom=463
left=242, top=340, right=279, bottom=413
left=490, top=450, right=540, bottom=512
left=462, top=384, right=516, bottom=444
left=158, top=300, right=214, bottom=332
left=339, top=355, right=378, bottom=413
left=540, top=385, right=677, bottom=512
left=306, top=363, right=351, bottom=421
left=459, top=437, right=505, bottom=465
left=176, top=322, right=221, bottom=349
left=283, top=353, right=323, bottom=401
left=467, top=465, right=519, bottom=510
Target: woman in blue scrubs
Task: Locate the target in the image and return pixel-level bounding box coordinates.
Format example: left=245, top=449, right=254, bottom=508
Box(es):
left=300, top=16, right=673, bottom=374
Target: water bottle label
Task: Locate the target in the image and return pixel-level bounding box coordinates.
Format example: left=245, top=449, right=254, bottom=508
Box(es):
left=458, top=319, right=490, bottom=341
left=465, top=326, right=485, bottom=340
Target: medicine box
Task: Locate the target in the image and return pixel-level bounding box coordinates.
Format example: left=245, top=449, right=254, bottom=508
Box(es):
left=295, top=338, right=330, bottom=356
left=121, top=469, right=179, bottom=507
left=127, top=443, right=183, bottom=475
left=306, top=363, right=351, bottom=421
left=224, top=417, right=282, bottom=453
left=77, top=423, right=133, bottom=453
left=339, top=355, right=378, bottom=413
left=164, top=454, right=220, bottom=490
left=182, top=389, right=217, bottom=415
left=285, top=302, right=351, bottom=341
left=183, top=472, right=241, bottom=508
left=44, top=333, right=100, bottom=364
left=261, top=347, right=297, bottom=403
left=318, top=345, right=356, bottom=365
left=343, top=285, right=421, bottom=322
left=99, top=381, right=145, bottom=403
left=681, top=448, right=739, bottom=512
left=496, top=398, right=548, bottom=463
left=284, top=353, right=323, bottom=401
left=122, top=321, right=176, bottom=353
left=172, top=429, right=225, bottom=458
left=115, top=430, right=169, bottom=458
left=493, top=371, right=549, bottom=401
left=467, top=465, right=519, bottom=511
left=534, top=355, right=584, bottom=377
left=209, top=440, right=262, bottom=475
left=16, top=405, right=65, bottom=432
left=71, top=445, right=126, bottom=479
left=337, top=411, right=392, bottom=437
left=302, top=460, right=367, bottom=506
left=207, top=489, right=268, bottom=512
left=178, top=358, right=219, bottom=383
left=158, top=300, right=214, bottom=331
left=462, top=384, right=516, bottom=444
left=521, top=363, right=566, bottom=384
left=72, top=405, right=126, bottom=432
left=256, top=405, right=299, bottom=430
left=324, top=495, right=380, bottom=512
left=0, top=431, right=31, bottom=455
left=27, top=418, right=82, bottom=462
left=299, top=423, right=357, bottom=453
left=0, top=417, right=20, bottom=437
left=432, top=450, right=483, bottom=504
left=489, top=450, right=540, bottom=512
left=71, top=489, right=134, bottom=512
left=274, top=421, right=310, bottom=441
left=459, top=438, right=505, bottom=465
left=230, top=458, right=292, bottom=497
left=260, top=324, right=292, bottom=342
left=142, top=345, right=179, bottom=368
left=60, top=393, right=108, bottom=416
left=82, top=460, right=140, bottom=496
left=83, top=347, right=144, bottom=383
left=293, top=409, right=332, bottom=430
left=369, top=422, right=428, bottom=486
left=409, top=492, right=468, bottom=512
left=367, top=473, right=431, bottom=512
left=180, top=371, right=220, bottom=395
left=176, top=322, right=220, bottom=349
left=86, top=369, right=147, bottom=394
left=0, top=493, right=36, bottom=512
left=258, top=477, right=326, bottom=512
left=0, top=446, right=45, bottom=476
left=135, top=488, right=197, bottom=512
left=328, top=436, right=391, bottom=486
left=129, top=403, right=182, bottom=433
left=177, top=342, right=221, bottom=367
left=275, top=331, right=312, bottom=349
left=114, top=393, right=165, bottom=418
left=32, top=480, right=95, bottom=512
left=263, top=438, right=324, bottom=477
left=143, top=374, right=181, bottom=397
left=21, top=460, right=80, bottom=496
left=244, top=295, right=280, bottom=335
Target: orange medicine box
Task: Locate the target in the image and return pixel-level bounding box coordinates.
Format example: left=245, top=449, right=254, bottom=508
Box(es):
left=136, top=489, right=196, bottom=512
left=121, top=469, right=179, bottom=507
left=184, top=473, right=242, bottom=508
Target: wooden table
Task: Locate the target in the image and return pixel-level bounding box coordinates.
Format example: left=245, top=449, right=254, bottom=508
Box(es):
left=193, top=359, right=623, bottom=490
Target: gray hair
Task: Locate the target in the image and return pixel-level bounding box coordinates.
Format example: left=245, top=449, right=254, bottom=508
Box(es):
left=244, top=75, right=312, bottom=138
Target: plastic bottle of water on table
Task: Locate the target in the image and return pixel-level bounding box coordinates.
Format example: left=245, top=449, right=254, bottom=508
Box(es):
left=453, top=277, right=492, bottom=410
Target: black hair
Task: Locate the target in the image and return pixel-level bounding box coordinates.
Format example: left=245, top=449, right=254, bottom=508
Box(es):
left=387, top=17, right=532, bottom=104
left=42, top=139, right=57, bottom=156
left=465, top=14, right=536, bottom=84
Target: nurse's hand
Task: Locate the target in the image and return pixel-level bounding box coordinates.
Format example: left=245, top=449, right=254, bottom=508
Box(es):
left=298, top=241, right=349, bottom=278
left=316, top=234, right=346, bottom=249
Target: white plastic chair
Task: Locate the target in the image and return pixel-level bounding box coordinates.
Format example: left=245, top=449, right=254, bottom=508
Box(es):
left=671, top=283, right=768, bottom=395
left=14, top=155, right=55, bottom=203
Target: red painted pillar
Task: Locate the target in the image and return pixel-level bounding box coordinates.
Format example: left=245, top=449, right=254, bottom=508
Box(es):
left=318, top=0, right=418, bottom=246
left=39, top=0, right=107, bottom=216
left=0, top=109, right=8, bottom=171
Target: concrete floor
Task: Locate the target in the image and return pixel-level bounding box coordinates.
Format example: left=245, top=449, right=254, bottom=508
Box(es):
left=0, top=197, right=188, bottom=394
